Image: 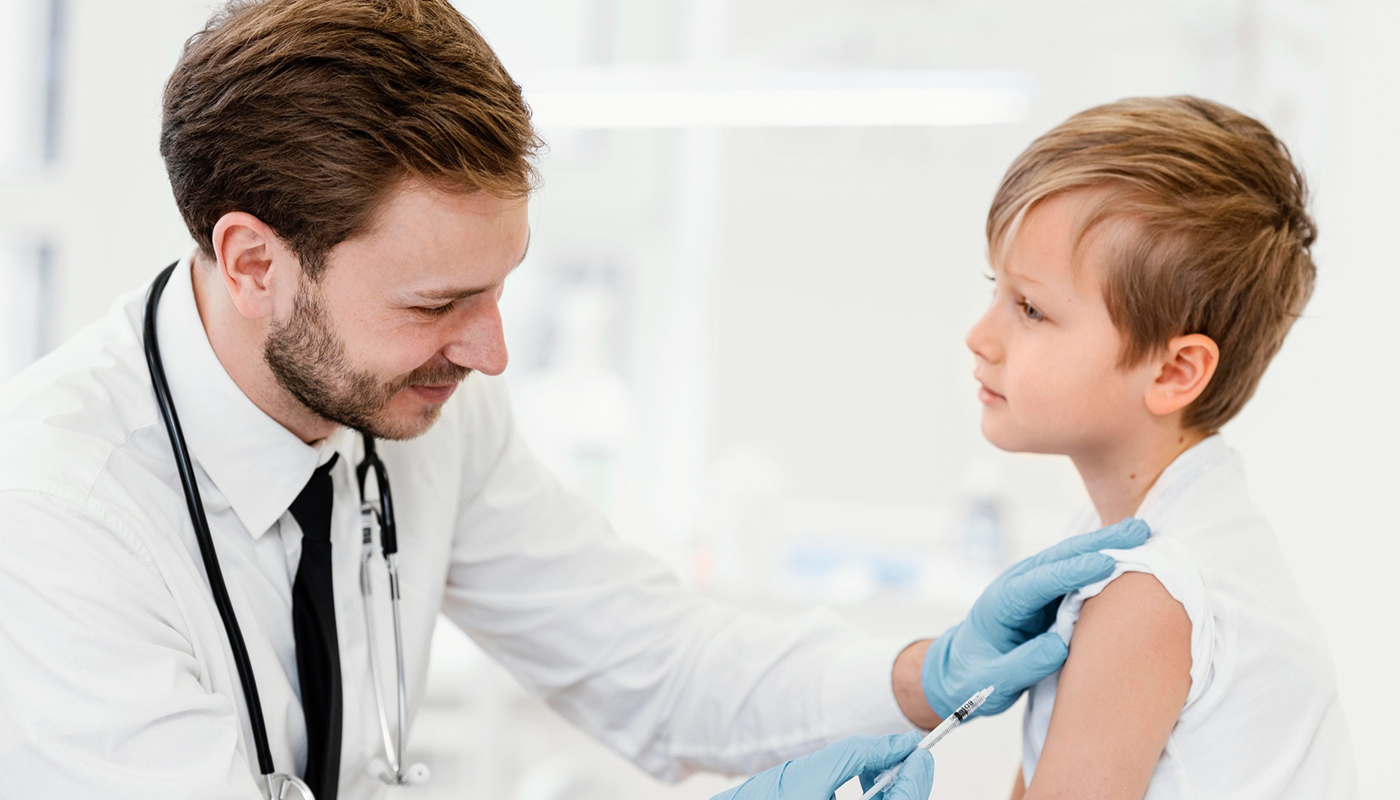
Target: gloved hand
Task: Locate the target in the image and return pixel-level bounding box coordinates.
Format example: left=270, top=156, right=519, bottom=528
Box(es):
left=922, top=517, right=1149, bottom=719
left=711, top=732, right=935, bottom=800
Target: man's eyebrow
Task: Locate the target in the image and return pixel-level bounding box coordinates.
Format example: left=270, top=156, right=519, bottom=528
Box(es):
left=411, top=284, right=493, bottom=303
left=405, top=231, right=532, bottom=303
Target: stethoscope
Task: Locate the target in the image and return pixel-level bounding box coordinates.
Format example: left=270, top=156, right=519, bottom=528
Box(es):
left=143, top=263, right=429, bottom=799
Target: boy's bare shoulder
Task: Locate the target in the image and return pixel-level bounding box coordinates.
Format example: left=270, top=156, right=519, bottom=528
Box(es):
left=1077, top=572, right=1190, bottom=649
left=1067, top=571, right=1193, bottom=718
left=1026, top=572, right=1191, bottom=799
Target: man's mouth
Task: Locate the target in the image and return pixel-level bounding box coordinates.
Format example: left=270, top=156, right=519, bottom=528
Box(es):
left=406, top=382, right=460, bottom=404
left=398, top=361, right=472, bottom=406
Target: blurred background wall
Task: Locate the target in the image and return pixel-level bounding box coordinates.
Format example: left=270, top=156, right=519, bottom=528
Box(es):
left=1, top=0, right=1394, bottom=797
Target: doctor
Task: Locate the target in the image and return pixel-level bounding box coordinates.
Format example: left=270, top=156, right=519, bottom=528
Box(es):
left=0, top=1, right=1147, bottom=798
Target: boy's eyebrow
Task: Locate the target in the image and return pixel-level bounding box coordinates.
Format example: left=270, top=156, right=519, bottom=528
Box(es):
left=404, top=231, right=531, bottom=303
left=1001, top=262, right=1047, bottom=288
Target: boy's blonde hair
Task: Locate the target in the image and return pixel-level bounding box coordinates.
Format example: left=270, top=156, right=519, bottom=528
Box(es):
left=987, top=96, right=1315, bottom=432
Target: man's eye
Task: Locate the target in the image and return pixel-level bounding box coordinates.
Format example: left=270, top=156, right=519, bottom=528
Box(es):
left=418, top=301, right=456, bottom=317
left=1017, top=299, right=1044, bottom=321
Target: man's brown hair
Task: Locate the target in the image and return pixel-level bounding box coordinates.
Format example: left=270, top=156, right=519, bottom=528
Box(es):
left=161, top=0, right=540, bottom=277
left=987, top=96, right=1316, bottom=432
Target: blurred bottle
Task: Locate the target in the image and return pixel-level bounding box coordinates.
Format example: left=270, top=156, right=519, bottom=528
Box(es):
left=514, top=279, right=634, bottom=514
left=960, top=459, right=1006, bottom=566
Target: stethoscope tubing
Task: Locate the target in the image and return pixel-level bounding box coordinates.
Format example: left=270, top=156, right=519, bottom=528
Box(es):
left=144, top=263, right=280, bottom=778
left=146, top=263, right=421, bottom=797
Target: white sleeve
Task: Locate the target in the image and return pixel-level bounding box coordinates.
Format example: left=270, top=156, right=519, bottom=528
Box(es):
left=439, top=380, right=913, bottom=781
left=1022, top=536, right=1218, bottom=784
left=0, top=490, right=263, bottom=799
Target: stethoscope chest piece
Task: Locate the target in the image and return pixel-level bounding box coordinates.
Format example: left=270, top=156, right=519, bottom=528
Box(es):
left=268, top=773, right=315, bottom=800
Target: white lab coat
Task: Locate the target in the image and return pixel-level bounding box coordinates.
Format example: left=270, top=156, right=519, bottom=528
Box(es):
left=0, top=258, right=911, bottom=799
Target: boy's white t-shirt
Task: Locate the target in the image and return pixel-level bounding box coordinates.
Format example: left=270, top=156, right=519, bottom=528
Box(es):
left=1021, top=435, right=1357, bottom=799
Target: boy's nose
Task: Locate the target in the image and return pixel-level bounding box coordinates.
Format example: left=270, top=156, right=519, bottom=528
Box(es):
left=966, top=309, right=1003, bottom=364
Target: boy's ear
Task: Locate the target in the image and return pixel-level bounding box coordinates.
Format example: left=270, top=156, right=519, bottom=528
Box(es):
left=1144, top=334, right=1219, bottom=417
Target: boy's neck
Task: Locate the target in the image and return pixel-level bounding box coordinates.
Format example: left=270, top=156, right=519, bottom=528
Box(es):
left=1072, top=426, right=1210, bottom=526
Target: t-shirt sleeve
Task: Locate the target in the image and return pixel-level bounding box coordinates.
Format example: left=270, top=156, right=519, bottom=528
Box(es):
left=1022, top=536, right=1218, bottom=785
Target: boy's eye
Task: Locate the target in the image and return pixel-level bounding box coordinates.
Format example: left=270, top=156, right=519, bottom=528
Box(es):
left=1017, top=299, right=1045, bottom=321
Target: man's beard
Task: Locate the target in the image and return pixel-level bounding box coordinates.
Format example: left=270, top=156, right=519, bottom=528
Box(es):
left=263, top=279, right=470, bottom=440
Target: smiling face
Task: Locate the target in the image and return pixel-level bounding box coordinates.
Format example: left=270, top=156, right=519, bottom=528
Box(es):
left=263, top=180, right=530, bottom=440
left=966, top=190, right=1158, bottom=458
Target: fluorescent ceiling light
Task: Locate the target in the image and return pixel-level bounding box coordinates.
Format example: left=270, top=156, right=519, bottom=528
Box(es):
left=518, top=68, right=1034, bottom=129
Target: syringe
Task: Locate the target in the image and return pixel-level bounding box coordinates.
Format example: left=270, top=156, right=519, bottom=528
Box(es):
left=858, top=685, right=995, bottom=800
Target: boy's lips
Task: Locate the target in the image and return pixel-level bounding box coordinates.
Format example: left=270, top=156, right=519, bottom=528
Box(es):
left=976, top=379, right=1007, bottom=404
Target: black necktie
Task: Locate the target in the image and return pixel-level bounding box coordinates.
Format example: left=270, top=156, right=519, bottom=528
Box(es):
left=290, top=454, right=342, bottom=800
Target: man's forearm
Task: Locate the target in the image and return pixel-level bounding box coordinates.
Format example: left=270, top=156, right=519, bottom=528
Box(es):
left=891, top=639, right=943, bottom=729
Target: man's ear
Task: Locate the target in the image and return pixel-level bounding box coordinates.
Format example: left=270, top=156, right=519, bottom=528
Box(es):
left=1144, top=334, right=1220, bottom=417
left=209, top=212, right=297, bottom=320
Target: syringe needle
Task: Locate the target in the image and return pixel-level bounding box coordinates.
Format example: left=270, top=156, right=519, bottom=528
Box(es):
left=857, top=686, right=994, bottom=800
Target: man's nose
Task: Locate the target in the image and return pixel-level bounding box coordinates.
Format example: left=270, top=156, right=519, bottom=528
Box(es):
left=442, top=299, right=508, bottom=376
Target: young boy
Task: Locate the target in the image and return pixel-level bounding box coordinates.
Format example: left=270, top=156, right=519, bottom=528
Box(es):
left=966, top=97, right=1357, bottom=798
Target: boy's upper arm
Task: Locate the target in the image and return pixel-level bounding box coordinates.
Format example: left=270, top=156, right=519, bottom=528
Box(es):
left=1024, top=571, right=1192, bottom=800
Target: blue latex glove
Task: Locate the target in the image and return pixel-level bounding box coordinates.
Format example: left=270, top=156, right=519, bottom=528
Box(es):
left=922, top=517, right=1150, bottom=719
left=711, top=732, right=935, bottom=800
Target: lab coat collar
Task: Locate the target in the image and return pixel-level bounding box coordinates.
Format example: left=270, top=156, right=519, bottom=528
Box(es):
left=155, top=254, right=351, bottom=539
